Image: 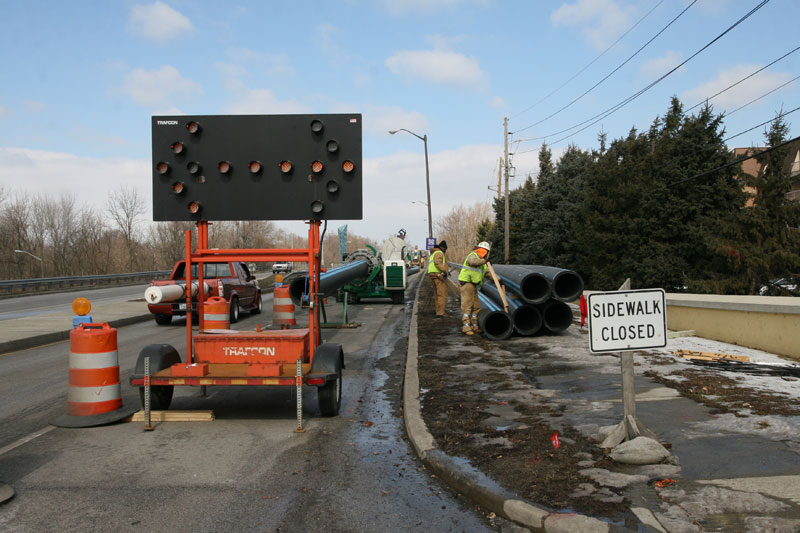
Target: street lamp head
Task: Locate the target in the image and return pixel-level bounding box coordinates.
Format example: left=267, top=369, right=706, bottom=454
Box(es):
left=388, top=130, right=398, bottom=135
left=13, top=249, right=22, bottom=253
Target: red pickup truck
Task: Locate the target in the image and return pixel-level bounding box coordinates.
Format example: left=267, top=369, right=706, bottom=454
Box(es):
left=146, top=261, right=262, bottom=325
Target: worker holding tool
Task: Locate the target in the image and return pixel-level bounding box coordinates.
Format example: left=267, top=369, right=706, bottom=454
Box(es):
left=427, top=240, right=449, bottom=317
left=458, top=241, right=491, bottom=335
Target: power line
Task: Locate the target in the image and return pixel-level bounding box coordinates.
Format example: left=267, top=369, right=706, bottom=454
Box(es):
left=512, top=0, right=695, bottom=134
left=725, top=74, right=800, bottom=117
left=669, top=134, right=800, bottom=188
left=685, top=45, right=800, bottom=113
left=515, top=0, right=772, bottom=145
left=510, top=0, right=664, bottom=120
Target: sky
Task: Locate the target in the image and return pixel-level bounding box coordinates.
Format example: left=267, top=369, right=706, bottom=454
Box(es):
left=1, top=0, right=799, bottom=250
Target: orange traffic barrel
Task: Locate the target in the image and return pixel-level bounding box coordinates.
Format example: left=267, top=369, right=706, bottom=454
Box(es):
left=273, top=285, right=296, bottom=329
left=204, top=296, right=230, bottom=329
left=52, top=323, right=136, bottom=428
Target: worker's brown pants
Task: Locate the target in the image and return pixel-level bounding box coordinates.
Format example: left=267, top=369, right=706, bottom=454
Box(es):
left=459, top=282, right=481, bottom=332
left=429, top=273, right=447, bottom=316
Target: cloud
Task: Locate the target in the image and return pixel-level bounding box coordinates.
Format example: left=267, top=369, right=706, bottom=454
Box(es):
left=128, top=1, right=194, bottom=42
left=383, top=0, right=490, bottom=15
left=363, top=105, right=428, bottom=137
left=0, top=106, right=7, bottom=118
left=682, top=66, right=795, bottom=110
left=215, top=48, right=295, bottom=79
left=640, top=50, right=683, bottom=79
left=551, top=0, right=636, bottom=49
left=119, top=65, right=202, bottom=109
left=0, top=147, right=151, bottom=222
left=221, top=81, right=310, bottom=114
left=386, top=47, right=485, bottom=88
left=488, top=96, right=506, bottom=109
left=21, top=100, right=45, bottom=113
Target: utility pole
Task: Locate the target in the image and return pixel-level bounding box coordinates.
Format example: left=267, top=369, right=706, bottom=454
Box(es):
left=497, top=157, right=502, bottom=203
left=503, top=117, right=510, bottom=264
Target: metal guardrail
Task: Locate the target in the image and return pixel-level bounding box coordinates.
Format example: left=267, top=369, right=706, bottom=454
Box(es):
left=0, top=271, right=171, bottom=297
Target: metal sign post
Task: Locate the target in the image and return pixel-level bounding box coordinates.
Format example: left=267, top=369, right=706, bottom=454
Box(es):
left=588, top=280, right=667, bottom=447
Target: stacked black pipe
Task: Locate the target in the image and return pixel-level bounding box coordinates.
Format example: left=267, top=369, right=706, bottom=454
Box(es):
left=480, top=265, right=583, bottom=337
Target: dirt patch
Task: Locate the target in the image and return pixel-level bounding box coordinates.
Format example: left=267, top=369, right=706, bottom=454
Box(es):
left=415, top=280, right=633, bottom=522
left=644, top=368, right=800, bottom=417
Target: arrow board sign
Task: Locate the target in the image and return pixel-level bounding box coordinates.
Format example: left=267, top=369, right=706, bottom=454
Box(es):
left=588, top=289, right=667, bottom=353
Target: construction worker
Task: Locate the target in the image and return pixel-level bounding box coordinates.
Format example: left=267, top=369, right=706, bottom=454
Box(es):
left=458, top=241, right=491, bottom=335
left=427, top=240, right=448, bottom=317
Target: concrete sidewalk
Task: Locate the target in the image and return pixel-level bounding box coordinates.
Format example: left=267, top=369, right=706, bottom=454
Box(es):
left=404, top=279, right=800, bottom=532
left=0, top=300, right=151, bottom=355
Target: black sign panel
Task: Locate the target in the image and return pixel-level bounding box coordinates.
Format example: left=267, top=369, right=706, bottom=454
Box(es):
left=152, top=114, right=362, bottom=221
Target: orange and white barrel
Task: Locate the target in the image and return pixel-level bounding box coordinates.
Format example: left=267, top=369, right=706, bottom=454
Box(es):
left=68, top=323, right=122, bottom=416
left=273, top=285, right=296, bottom=329
left=204, top=296, right=230, bottom=329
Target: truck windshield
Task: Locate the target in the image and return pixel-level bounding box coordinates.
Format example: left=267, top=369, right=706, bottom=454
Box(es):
left=174, top=262, right=232, bottom=279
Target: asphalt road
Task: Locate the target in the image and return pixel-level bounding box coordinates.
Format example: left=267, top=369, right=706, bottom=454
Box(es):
left=0, top=274, right=494, bottom=532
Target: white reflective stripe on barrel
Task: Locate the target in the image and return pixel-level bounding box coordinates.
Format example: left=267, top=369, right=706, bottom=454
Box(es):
left=69, top=351, right=119, bottom=369
left=274, top=299, right=292, bottom=305
left=68, top=383, right=122, bottom=403
left=274, top=312, right=294, bottom=318
left=204, top=313, right=229, bottom=321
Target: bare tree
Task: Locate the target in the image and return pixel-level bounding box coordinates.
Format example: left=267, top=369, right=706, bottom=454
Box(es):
left=434, top=201, right=493, bottom=265
left=106, top=187, right=146, bottom=271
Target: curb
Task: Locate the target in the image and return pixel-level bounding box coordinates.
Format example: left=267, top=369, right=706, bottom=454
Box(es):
left=403, top=280, right=612, bottom=532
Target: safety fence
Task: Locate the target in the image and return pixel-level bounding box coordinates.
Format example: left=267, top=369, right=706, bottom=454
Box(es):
left=0, top=271, right=170, bottom=297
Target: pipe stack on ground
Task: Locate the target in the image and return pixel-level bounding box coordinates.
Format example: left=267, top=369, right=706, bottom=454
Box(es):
left=476, top=291, right=514, bottom=341
left=480, top=283, right=543, bottom=336
left=477, top=264, right=584, bottom=337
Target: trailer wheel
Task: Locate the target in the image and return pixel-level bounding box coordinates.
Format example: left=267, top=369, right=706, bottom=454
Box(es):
left=391, top=292, right=404, bottom=304
left=318, top=367, right=342, bottom=416
left=251, top=292, right=263, bottom=314
left=135, top=344, right=180, bottom=411
left=229, top=296, right=240, bottom=323
left=154, top=314, right=172, bottom=326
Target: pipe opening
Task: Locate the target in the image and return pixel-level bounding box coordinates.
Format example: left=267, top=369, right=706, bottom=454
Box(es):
left=542, top=300, right=573, bottom=332
left=520, top=274, right=551, bottom=304
left=552, top=272, right=584, bottom=302
left=513, top=305, right=542, bottom=336
left=480, top=310, right=513, bottom=340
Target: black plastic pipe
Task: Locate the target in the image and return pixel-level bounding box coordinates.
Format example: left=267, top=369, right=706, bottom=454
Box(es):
left=536, top=299, right=574, bottom=333
left=476, top=292, right=514, bottom=340
left=288, top=259, right=369, bottom=305
left=523, top=266, right=584, bottom=303
left=480, top=283, right=542, bottom=335
left=491, top=265, right=551, bottom=304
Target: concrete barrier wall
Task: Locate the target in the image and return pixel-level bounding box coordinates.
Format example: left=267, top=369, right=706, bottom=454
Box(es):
left=666, top=294, right=800, bottom=362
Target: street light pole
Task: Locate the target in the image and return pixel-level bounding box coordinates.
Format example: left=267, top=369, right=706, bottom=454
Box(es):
left=14, top=249, right=44, bottom=278
left=389, top=128, right=433, bottom=239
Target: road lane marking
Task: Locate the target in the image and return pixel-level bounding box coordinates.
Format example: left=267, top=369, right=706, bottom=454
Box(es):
left=0, top=426, right=56, bottom=456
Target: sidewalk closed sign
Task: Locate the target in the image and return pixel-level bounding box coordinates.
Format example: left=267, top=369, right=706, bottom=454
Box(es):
left=588, top=289, right=667, bottom=353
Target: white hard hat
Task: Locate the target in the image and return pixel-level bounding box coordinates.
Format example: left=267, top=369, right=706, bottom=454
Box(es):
left=477, top=241, right=491, bottom=251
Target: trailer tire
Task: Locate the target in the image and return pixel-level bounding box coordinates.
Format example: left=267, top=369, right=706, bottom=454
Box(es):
left=391, top=291, right=404, bottom=304
left=135, top=344, right=181, bottom=411
left=251, top=291, right=263, bottom=314
left=229, top=296, right=240, bottom=323
left=318, top=367, right=342, bottom=416
left=154, top=314, right=172, bottom=326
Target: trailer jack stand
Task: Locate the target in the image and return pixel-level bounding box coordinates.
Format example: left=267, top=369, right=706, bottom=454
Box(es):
left=294, top=358, right=305, bottom=433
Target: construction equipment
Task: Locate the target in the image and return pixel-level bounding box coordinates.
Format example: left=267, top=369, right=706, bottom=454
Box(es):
left=338, top=236, right=417, bottom=305
left=130, top=113, right=363, bottom=425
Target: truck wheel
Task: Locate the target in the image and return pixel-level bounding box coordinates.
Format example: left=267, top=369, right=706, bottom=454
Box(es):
left=251, top=292, right=262, bottom=314
left=229, top=296, right=240, bottom=323
left=154, top=314, right=172, bottom=326
left=135, top=344, right=180, bottom=411
left=318, top=367, right=342, bottom=416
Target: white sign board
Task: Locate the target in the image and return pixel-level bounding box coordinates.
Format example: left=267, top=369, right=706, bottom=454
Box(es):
left=588, top=289, right=667, bottom=353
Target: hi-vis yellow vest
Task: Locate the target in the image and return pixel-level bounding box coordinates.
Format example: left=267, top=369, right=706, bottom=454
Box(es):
left=428, top=249, right=445, bottom=274
left=457, top=251, right=486, bottom=284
